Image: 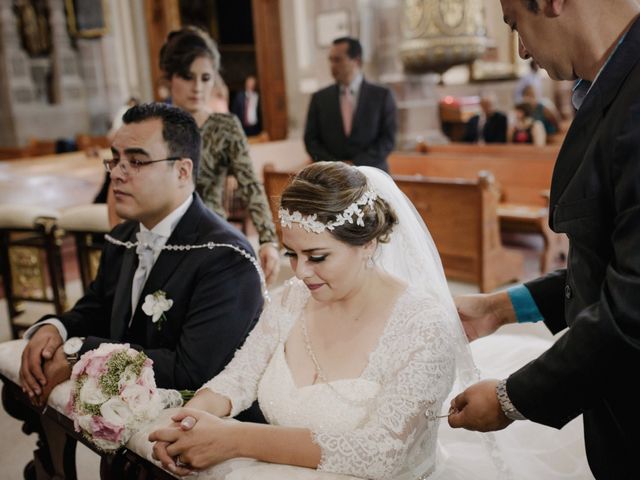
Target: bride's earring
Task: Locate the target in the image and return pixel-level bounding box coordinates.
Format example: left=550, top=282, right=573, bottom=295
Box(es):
left=366, top=256, right=374, bottom=269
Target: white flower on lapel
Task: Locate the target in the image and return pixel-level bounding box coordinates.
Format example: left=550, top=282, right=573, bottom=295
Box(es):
left=141, top=290, right=173, bottom=329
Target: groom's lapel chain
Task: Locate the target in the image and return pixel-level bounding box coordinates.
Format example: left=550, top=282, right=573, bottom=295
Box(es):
left=105, top=233, right=270, bottom=302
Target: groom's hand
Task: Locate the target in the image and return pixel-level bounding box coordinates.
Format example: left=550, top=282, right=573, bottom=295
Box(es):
left=447, top=379, right=513, bottom=432
left=20, top=324, right=63, bottom=399
left=34, top=346, right=72, bottom=407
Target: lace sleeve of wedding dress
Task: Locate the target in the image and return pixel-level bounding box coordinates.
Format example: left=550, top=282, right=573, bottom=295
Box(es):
left=313, top=295, right=456, bottom=480
left=200, top=280, right=304, bottom=416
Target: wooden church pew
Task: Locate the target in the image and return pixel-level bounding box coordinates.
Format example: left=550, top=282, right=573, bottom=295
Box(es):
left=394, top=172, right=523, bottom=292
left=388, top=151, right=567, bottom=273
left=264, top=164, right=523, bottom=292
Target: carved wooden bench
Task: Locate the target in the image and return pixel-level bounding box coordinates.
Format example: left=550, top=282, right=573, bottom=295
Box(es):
left=388, top=151, right=568, bottom=274
left=393, top=173, right=523, bottom=292
left=264, top=165, right=523, bottom=292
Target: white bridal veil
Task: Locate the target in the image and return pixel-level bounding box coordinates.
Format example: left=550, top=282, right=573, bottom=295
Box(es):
left=358, top=166, right=512, bottom=479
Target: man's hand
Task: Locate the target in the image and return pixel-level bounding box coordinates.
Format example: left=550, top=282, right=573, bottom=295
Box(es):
left=19, top=324, right=63, bottom=399
left=447, top=379, right=513, bottom=432
left=34, top=345, right=72, bottom=407
left=454, top=291, right=516, bottom=341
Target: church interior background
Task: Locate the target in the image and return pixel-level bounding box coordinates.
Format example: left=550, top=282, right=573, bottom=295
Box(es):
left=0, top=2, right=580, bottom=476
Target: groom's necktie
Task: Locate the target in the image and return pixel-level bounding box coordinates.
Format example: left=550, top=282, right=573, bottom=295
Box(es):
left=130, top=230, right=163, bottom=322
left=340, top=87, right=354, bottom=136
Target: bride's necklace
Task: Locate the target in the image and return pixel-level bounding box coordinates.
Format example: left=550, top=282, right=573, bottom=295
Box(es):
left=301, top=310, right=371, bottom=407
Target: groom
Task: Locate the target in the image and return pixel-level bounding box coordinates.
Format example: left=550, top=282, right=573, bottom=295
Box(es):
left=18, top=103, right=263, bottom=405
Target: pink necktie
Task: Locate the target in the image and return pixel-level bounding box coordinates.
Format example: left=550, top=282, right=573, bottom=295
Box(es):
left=340, top=87, right=353, bottom=136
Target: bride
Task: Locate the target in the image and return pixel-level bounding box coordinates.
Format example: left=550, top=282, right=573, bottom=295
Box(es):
left=146, top=161, right=464, bottom=479
left=145, top=162, right=590, bottom=479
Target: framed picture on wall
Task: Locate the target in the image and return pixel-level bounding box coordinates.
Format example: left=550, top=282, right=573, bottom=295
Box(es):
left=316, top=10, right=350, bottom=48
left=65, top=0, right=109, bottom=38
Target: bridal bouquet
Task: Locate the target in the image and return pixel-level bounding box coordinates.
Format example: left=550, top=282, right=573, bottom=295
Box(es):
left=67, top=343, right=186, bottom=452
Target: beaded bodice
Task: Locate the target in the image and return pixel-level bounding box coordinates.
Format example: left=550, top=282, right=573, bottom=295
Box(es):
left=259, top=345, right=380, bottom=432
left=203, top=278, right=456, bottom=480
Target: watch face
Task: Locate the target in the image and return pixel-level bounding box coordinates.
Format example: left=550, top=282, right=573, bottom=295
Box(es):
left=64, top=337, right=83, bottom=355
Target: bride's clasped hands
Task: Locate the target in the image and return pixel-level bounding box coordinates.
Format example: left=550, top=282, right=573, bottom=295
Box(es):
left=150, top=408, right=235, bottom=475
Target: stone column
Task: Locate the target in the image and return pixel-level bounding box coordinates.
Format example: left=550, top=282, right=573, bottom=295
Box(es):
left=46, top=0, right=85, bottom=105
left=0, top=0, right=37, bottom=146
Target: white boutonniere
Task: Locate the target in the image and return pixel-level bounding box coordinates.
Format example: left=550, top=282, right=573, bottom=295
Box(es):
left=141, top=290, right=173, bottom=330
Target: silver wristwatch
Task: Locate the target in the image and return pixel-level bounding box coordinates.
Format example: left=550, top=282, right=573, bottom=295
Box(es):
left=496, top=379, right=526, bottom=421
left=63, top=337, right=84, bottom=366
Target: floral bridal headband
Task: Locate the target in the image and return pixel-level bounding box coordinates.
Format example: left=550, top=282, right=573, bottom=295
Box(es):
left=279, top=190, right=378, bottom=234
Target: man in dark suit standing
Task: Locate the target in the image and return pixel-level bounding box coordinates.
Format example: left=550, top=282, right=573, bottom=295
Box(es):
left=231, top=75, right=262, bottom=136
left=462, top=94, right=508, bottom=143
left=304, top=37, right=397, bottom=172
left=448, top=1, right=640, bottom=479
left=19, top=103, right=263, bottom=401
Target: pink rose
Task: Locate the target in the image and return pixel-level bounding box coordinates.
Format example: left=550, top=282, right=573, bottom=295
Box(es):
left=85, top=355, right=109, bottom=377
left=71, top=356, right=91, bottom=379
left=90, top=416, right=124, bottom=443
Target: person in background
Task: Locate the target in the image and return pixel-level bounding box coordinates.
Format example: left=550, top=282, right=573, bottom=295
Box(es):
left=231, top=74, right=262, bottom=136
left=509, top=102, right=546, bottom=146
left=514, top=59, right=543, bottom=103
left=304, top=37, right=397, bottom=172
left=462, top=93, right=508, bottom=144
left=209, top=71, right=230, bottom=114
left=157, top=26, right=280, bottom=283
left=521, top=84, right=560, bottom=135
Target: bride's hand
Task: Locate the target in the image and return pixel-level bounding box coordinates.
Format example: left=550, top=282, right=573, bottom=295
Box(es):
left=149, top=409, right=197, bottom=476
left=150, top=408, right=238, bottom=473
left=454, top=291, right=516, bottom=341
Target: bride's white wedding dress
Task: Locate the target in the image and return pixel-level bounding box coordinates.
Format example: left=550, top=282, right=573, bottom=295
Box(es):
left=128, top=277, right=592, bottom=480
left=200, top=278, right=456, bottom=480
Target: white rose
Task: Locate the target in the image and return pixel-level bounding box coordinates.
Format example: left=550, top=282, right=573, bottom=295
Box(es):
left=93, top=343, right=128, bottom=357
left=117, top=365, right=139, bottom=391
left=79, top=378, right=108, bottom=406
left=119, top=384, right=154, bottom=416
left=76, top=414, right=93, bottom=433
left=100, top=397, right=133, bottom=427
left=139, top=365, right=156, bottom=389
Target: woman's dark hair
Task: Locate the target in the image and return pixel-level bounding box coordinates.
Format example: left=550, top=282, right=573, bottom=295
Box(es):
left=515, top=102, right=534, bottom=118
left=159, top=26, right=220, bottom=79
left=280, top=162, right=397, bottom=246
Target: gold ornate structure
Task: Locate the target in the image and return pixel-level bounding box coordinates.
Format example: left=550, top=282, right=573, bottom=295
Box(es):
left=400, top=0, right=488, bottom=74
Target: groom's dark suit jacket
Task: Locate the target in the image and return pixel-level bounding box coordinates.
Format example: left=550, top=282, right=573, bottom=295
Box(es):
left=304, top=79, right=397, bottom=172
left=507, top=16, right=640, bottom=480
left=45, top=194, right=263, bottom=391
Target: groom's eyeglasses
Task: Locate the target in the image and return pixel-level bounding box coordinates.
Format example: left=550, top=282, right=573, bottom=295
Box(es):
left=103, top=156, right=181, bottom=176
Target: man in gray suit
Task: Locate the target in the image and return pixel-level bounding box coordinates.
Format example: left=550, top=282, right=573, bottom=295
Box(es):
left=304, top=37, right=397, bottom=172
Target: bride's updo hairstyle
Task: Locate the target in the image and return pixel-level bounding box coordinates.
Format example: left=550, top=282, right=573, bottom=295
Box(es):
left=159, top=26, right=220, bottom=79
left=280, top=162, right=397, bottom=246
